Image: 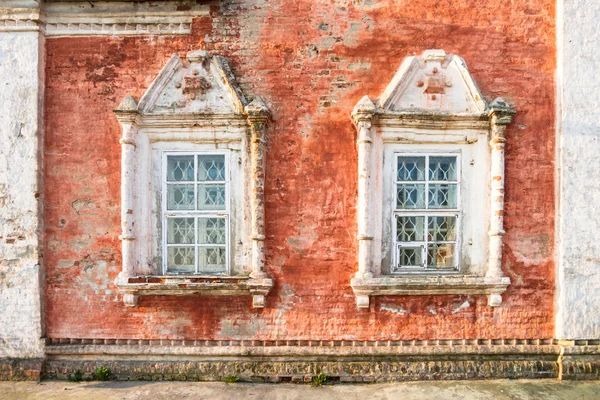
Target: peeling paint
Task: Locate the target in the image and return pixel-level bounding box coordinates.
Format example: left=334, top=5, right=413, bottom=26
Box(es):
left=452, top=301, right=471, bottom=314
left=381, top=304, right=408, bottom=316
left=40, top=0, right=556, bottom=342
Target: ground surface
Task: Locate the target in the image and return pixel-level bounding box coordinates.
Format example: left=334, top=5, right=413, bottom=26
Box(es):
left=1, top=380, right=600, bottom=400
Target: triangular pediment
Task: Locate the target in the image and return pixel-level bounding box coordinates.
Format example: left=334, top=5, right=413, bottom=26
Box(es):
left=135, top=51, right=247, bottom=115
left=377, top=50, right=486, bottom=115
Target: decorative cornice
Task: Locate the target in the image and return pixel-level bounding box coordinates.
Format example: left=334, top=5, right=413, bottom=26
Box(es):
left=0, top=6, right=42, bottom=32
left=45, top=22, right=193, bottom=37
left=46, top=337, right=560, bottom=349
left=1, top=2, right=210, bottom=36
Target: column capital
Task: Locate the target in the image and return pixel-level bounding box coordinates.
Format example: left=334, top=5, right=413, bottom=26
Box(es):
left=114, top=95, right=139, bottom=124
left=245, top=96, right=271, bottom=124
left=488, top=97, right=516, bottom=126
left=351, top=95, right=376, bottom=126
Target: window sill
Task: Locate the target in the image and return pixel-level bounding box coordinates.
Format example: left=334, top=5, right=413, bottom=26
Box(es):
left=350, top=274, right=510, bottom=309
left=116, top=275, right=273, bottom=308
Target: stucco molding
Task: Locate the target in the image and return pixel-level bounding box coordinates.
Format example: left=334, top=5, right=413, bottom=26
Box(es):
left=114, top=51, right=273, bottom=308
left=350, top=50, right=515, bottom=309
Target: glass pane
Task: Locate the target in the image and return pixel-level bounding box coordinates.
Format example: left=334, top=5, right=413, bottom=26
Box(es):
left=397, top=156, right=426, bottom=181
left=427, top=243, right=456, bottom=269
left=167, top=184, right=195, bottom=210
left=428, top=216, right=457, bottom=241
left=198, top=217, right=226, bottom=244
left=429, top=156, right=458, bottom=181
left=428, top=184, right=457, bottom=209
left=167, top=246, right=195, bottom=274
left=198, top=247, right=227, bottom=274
left=167, top=155, right=195, bottom=182
left=396, top=246, right=423, bottom=269
left=396, top=184, right=426, bottom=209
left=198, top=155, right=226, bottom=181
left=167, top=218, right=195, bottom=244
left=396, top=216, right=425, bottom=242
left=197, top=183, right=226, bottom=210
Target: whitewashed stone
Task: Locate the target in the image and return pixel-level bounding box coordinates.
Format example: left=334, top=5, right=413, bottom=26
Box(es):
left=0, top=2, right=44, bottom=358
left=556, top=0, right=600, bottom=340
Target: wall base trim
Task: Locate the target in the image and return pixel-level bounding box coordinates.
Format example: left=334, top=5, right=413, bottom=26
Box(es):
left=3, top=342, right=600, bottom=381
left=44, top=358, right=558, bottom=382
left=36, top=341, right=600, bottom=382
left=0, top=358, right=44, bottom=381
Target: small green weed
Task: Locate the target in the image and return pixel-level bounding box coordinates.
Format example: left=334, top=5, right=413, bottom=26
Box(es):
left=311, top=372, right=328, bottom=387
left=93, top=366, right=112, bottom=381
left=223, top=375, right=240, bottom=383
left=67, top=370, right=83, bottom=383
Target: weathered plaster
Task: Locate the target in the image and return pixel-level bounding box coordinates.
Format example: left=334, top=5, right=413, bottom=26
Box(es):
left=43, top=0, right=556, bottom=341
left=556, top=0, right=600, bottom=339
left=0, top=3, right=45, bottom=358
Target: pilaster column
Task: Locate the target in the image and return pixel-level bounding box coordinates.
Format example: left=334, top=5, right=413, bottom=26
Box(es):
left=245, top=97, right=270, bottom=282
left=114, top=96, right=139, bottom=293
left=486, top=98, right=515, bottom=306
left=352, top=96, right=376, bottom=281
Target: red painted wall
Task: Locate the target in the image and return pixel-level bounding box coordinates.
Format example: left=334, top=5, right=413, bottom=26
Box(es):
left=44, top=0, right=555, bottom=340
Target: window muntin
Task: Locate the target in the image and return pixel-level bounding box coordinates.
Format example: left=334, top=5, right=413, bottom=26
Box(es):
left=163, top=152, right=230, bottom=275
left=393, top=153, right=460, bottom=272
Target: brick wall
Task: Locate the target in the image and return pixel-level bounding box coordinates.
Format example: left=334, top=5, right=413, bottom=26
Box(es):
left=44, top=0, right=555, bottom=341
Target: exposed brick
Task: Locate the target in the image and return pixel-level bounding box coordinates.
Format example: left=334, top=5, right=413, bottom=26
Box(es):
left=43, top=0, right=555, bottom=342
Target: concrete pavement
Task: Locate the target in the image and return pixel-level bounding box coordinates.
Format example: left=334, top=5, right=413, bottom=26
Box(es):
left=1, top=380, right=600, bottom=400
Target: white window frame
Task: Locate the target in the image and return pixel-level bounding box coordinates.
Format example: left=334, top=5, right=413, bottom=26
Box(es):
left=379, top=142, right=483, bottom=277
left=161, top=151, right=231, bottom=276
left=392, top=152, right=461, bottom=273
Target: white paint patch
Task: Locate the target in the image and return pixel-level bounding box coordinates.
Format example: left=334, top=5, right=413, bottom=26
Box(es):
left=380, top=304, right=408, bottom=315
left=452, top=301, right=470, bottom=314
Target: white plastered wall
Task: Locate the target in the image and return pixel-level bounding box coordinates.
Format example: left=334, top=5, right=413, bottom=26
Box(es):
left=556, top=0, right=600, bottom=339
left=0, top=5, right=45, bottom=358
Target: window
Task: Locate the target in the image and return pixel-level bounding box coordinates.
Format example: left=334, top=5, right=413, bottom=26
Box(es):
left=113, top=50, right=273, bottom=307
left=163, top=153, right=230, bottom=275
left=393, top=154, right=460, bottom=272
left=350, top=49, right=514, bottom=309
